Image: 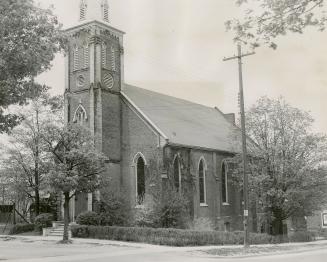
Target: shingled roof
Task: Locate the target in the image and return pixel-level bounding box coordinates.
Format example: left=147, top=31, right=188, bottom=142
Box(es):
left=122, top=84, right=256, bottom=153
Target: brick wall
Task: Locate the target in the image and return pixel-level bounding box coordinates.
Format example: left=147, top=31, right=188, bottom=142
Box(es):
left=163, top=146, right=243, bottom=231
left=121, top=98, right=163, bottom=206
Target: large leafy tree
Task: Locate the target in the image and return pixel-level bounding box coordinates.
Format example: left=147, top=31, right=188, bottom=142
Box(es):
left=0, top=0, right=64, bottom=132
left=0, top=91, right=63, bottom=216
left=231, top=97, right=327, bottom=235
left=43, top=124, right=106, bottom=242
left=226, top=0, right=327, bottom=48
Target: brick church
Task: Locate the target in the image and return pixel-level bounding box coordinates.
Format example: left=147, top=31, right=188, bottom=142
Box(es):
left=63, top=0, right=250, bottom=231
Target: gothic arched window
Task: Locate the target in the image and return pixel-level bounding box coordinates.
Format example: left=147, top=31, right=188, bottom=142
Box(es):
left=73, top=46, right=79, bottom=71
left=83, top=43, right=89, bottom=68
left=80, top=0, right=87, bottom=21
left=134, top=153, right=146, bottom=205
left=102, top=43, right=107, bottom=69
left=73, top=104, right=88, bottom=125
left=222, top=161, right=228, bottom=204
left=102, top=0, right=109, bottom=22
left=173, top=156, right=181, bottom=192
left=198, top=158, right=206, bottom=205
left=111, top=46, right=116, bottom=71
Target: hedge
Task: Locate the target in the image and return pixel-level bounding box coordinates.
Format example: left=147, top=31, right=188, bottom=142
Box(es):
left=9, top=223, right=35, bottom=235
left=71, top=225, right=278, bottom=246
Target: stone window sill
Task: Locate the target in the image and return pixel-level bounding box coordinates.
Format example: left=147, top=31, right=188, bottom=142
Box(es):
left=222, top=202, right=230, bottom=206
left=200, top=203, right=208, bottom=207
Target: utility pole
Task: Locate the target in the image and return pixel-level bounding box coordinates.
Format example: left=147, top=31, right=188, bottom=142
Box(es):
left=223, top=44, right=255, bottom=247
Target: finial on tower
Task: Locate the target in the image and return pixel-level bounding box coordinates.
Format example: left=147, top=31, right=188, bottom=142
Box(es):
left=79, top=0, right=110, bottom=23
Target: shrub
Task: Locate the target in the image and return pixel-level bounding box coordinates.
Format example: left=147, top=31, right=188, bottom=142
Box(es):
left=95, top=190, right=131, bottom=226
left=76, top=211, right=99, bottom=226
left=156, top=187, right=190, bottom=229
left=71, top=225, right=278, bottom=246
left=288, top=230, right=315, bottom=242
left=133, top=203, right=159, bottom=228
left=34, top=213, right=53, bottom=231
left=9, top=223, right=35, bottom=235
left=188, top=217, right=215, bottom=231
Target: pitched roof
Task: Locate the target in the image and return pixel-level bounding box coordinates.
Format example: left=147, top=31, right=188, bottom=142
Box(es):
left=122, top=84, right=255, bottom=153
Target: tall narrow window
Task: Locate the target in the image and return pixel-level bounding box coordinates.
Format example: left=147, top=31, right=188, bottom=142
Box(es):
left=173, top=156, right=181, bottom=192
left=73, top=46, right=79, bottom=71
left=80, top=0, right=87, bottom=21
left=111, top=46, right=116, bottom=71
left=102, top=43, right=107, bottom=68
left=83, top=44, right=89, bottom=68
left=199, top=159, right=206, bottom=205
left=136, top=157, right=145, bottom=205
left=102, top=0, right=109, bottom=22
left=222, top=162, right=228, bottom=204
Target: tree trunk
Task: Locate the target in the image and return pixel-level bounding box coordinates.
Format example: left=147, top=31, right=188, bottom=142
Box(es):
left=63, top=192, right=70, bottom=242
left=272, top=216, right=285, bottom=242
left=34, top=188, right=40, bottom=216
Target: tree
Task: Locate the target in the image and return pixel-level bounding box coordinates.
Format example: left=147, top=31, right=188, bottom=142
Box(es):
left=0, top=91, right=63, bottom=216
left=0, top=0, right=64, bottom=132
left=226, top=0, right=327, bottom=49
left=43, top=124, right=106, bottom=243
left=231, top=97, right=327, bottom=235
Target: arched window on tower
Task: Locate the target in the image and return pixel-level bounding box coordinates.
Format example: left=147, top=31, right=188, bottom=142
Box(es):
left=222, top=161, right=228, bottom=204
left=102, top=43, right=107, bottom=69
left=102, top=0, right=109, bottom=22
left=134, top=153, right=146, bottom=205
left=111, top=46, right=116, bottom=71
left=173, top=156, right=181, bottom=192
left=83, top=43, right=89, bottom=68
left=73, top=104, right=88, bottom=125
left=80, top=0, right=87, bottom=21
left=73, top=46, right=79, bottom=71
left=198, top=158, right=207, bottom=205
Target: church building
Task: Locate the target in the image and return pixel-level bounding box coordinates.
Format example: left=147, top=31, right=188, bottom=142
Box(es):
left=64, top=0, right=249, bottom=231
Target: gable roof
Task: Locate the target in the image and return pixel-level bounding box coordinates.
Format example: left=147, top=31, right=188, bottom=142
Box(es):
left=122, top=84, right=256, bottom=154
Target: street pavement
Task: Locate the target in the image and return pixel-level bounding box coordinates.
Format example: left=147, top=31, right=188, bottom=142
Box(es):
left=0, top=236, right=326, bottom=262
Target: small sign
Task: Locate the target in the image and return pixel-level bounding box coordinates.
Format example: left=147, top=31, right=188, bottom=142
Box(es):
left=244, top=209, right=249, bottom=217
left=322, top=211, right=327, bottom=228
left=161, top=171, right=168, bottom=179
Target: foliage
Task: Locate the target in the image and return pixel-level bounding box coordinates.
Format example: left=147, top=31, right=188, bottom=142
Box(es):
left=71, top=225, right=281, bottom=246
left=288, top=230, right=316, bottom=242
left=43, top=123, right=106, bottom=241
left=9, top=223, right=35, bottom=235
left=76, top=211, right=99, bottom=226
left=0, top=0, right=64, bottom=132
left=157, top=186, right=191, bottom=229
left=0, top=92, right=63, bottom=215
left=226, top=0, right=327, bottom=49
left=231, top=97, right=327, bottom=235
left=34, top=213, right=53, bottom=231
left=96, top=188, right=131, bottom=226
left=188, top=217, right=215, bottom=231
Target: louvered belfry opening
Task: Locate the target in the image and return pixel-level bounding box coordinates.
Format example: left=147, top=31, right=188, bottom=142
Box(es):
left=80, top=0, right=87, bottom=21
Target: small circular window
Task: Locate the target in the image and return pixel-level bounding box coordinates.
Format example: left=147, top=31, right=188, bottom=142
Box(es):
left=77, top=75, right=85, bottom=88
left=103, top=72, right=114, bottom=89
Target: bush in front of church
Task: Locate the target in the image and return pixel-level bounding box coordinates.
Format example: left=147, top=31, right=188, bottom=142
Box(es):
left=76, top=211, right=100, bottom=226
left=95, top=188, right=131, bottom=227
left=34, top=213, right=53, bottom=232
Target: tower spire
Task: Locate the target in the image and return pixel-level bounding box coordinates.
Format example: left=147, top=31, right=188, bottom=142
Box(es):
left=79, top=0, right=110, bottom=23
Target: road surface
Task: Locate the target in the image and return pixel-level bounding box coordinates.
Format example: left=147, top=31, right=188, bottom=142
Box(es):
left=0, top=236, right=326, bottom=262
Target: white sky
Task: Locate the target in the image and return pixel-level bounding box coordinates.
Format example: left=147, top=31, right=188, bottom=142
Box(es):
left=35, top=0, right=327, bottom=134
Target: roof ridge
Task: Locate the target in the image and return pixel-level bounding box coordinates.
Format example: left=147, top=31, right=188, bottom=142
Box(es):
left=124, top=83, right=223, bottom=111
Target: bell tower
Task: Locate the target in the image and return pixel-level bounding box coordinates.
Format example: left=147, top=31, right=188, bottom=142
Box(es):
left=64, top=0, right=125, bottom=183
